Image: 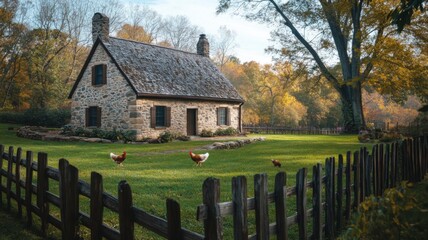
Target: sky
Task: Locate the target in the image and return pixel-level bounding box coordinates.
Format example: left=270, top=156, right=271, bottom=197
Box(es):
left=128, top=0, right=274, bottom=64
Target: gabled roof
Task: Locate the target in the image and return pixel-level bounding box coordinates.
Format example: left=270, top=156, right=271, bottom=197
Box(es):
left=69, top=37, right=243, bottom=103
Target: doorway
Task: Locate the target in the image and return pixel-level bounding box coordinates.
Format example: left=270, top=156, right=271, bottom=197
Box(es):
left=187, top=109, right=197, bottom=136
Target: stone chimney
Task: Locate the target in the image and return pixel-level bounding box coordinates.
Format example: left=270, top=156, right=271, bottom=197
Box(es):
left=92, top=13, right=109, bottom=43
left=197, top=34, right=209, bottom=57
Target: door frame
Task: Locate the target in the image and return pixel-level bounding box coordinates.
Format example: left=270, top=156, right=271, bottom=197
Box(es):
left=186, top=108, right=198, bottom=136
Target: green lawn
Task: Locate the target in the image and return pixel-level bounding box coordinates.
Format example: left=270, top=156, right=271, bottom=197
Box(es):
left=0, top=123, right=368, bottom=239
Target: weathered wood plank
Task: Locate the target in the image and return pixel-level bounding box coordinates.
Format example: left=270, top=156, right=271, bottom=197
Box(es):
left=37, top=152, right=49, bottom=236
left=65, top=164, right=79, bottom=240
left=0, top=144, right=4, bottom=207
left=254, top=173, right=269, bottom=240
left=6, top=146, right=13, bottom=211
left=118, top=180, right=134, bottom=240
left=15, top=147, right=22, bottom=217
left=353, top=151, right=360, bottom=207
left=232, top=176, right=248, bottom=240
left=167, top=198, right=182, bottom=240
left=203, top=177, right=222, bottom=240
left=296, top=168, right=307, bottom=240
left=312, top=164, right=322, bottom=240
left=274, top=172, right=287, bottom=240
left=90, top=172, right=104, bottom=240
left=345, top=151, right=352, bottom=223
left=337, top=155, right=344, bottom=232
left=25, top=150, right=33, bottom=227
left=325, top=158, right=334, bottom=239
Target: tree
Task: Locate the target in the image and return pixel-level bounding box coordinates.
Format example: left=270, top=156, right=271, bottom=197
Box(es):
left=161, top=15, right=202, bottom=52
left=391, top=0, right=426, bottom=32
left=117, top=23, right=154, bottom=43
left=0, top=0, right=28, bottom=109
left=218, top=0, right=427, bottom=133
left=211, top=26, right=237, bottom=70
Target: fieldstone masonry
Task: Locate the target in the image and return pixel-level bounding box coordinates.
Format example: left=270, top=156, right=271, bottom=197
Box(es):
left=70, top=45, right=241, bottom=140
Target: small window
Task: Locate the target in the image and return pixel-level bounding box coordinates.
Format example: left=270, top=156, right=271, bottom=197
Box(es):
left=86, top=106, right=101, bottom=127
left=151, top=106, right=171, bottom=128
left=92, top=64, right=106, bottom=85
left=217, top=107, right=230, bottom=126
left=156, top=106, right=166, bottom=127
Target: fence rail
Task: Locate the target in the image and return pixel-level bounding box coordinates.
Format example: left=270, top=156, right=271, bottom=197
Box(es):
left=0, top=135, right=427, bottom=239
left=243, top=125, right=343, bottom=135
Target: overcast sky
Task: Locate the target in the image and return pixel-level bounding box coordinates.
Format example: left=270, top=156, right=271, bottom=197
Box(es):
left=127, top=0, right=274, bottom=64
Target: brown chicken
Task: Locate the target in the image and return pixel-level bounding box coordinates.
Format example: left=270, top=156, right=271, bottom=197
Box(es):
left=271, top=159, right=281, bottom=167
left=110, top=151, right=126, bottom=166
left=189, top=151, right=209, bottom=166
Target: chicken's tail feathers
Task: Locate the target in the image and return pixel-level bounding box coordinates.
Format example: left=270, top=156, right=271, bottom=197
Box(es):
left=110, top=152, right=117, bottom=159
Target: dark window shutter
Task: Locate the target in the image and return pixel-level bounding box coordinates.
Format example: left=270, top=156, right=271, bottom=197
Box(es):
left=150, top=107, right=156, bottom=128
left=102, top=64, right=107, bottom=84
left=91, top=66, right=96, bottom=85
left=166, top=107, right=171, bottom=127
left=216, top=108, right=220, bottom=126
left=226, top=107, right=231, bottom=126
left=97, top=107, right=102, bottom=127
left=85, top=108, right=90, bottom=127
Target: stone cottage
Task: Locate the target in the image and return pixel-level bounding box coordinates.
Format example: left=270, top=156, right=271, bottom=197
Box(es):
left=68, top=13, right=244, bottom=140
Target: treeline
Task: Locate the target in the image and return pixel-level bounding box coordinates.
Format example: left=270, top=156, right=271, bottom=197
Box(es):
left=0, top=0, right=426, bottom=129
left=0, top=0, right=228, bottom=111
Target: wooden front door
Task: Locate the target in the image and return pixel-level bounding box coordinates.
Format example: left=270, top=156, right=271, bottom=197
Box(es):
left=187, top=109, right=197, bottom=136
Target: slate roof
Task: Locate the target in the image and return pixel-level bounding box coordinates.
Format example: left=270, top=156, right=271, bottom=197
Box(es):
left=69, top=37, right=243, bottom=103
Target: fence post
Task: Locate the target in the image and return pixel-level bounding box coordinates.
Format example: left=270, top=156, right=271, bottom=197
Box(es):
left=365, top=155, right=372, bottom=196
left=274, top=172, right=287, bottom=240
left=90, top=172, right=104, bottom=240
left=37, top=152, right=49, bottom=237
left=385, top=144, right=391, bottom=188
left=353, top=151, right=361, bottom=207
left=254, top=173, right=269, bottom=240
left=15, top=147, right=22, bottom=218
left=296, top=168, right=307, bottom=240
left=359, top=148, right=365, bottom=201
left=379, top=144, right=385, bottom=193
left=345, top=151, right=351, bottom=223
left=7, top=146, right=13, bottom=211
left=325, top=158, right=334, bottom=239
left=372, top=145, right=378, bottom=196
left=390, top=142, right=397, bottom=187
left=167, top=198, right=182, bottom=240
left=59, top=159, right=68, bottom=238
left=118, top=180, right=134, bottom=240
left=0, top=144, right=3, bottom=207
left=59, top=159, right=80, bottom=240
left=203, top=177, right=222, bottom=240
left=312, top=164, right=322, bottom=240
left=232, top=176, right=248, bottom=240
left=337, top=155, right=344, bottom=233
left=25, top=151, right=33, bottom=227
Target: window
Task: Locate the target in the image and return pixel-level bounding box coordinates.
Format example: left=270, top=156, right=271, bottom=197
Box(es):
left=92, top=64, right=106, bottom=85
left=151, top=106, right=171, bottom=128
left=156, top=106, right=166, bottom=127
left=217, top=107, right=230, bottom=126
left=86, top=106, right=101, bottom=127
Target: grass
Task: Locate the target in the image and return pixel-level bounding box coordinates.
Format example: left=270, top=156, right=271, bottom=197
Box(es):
left=0, top=123, right=370, bottom=239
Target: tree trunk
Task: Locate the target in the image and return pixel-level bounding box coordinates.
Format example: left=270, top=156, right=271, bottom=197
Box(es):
left=339, top=84, right=364, bottom=133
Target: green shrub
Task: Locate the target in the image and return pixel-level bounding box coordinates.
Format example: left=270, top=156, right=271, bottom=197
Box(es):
left=159, top=131, right=174, bottom=143
left=0, top=108, right=70, bottom=127
left=200, top=129, right=214, bottom=137
left=339, top=182, right=422, bottom=240
left=214, top=127, right=238, bottom=136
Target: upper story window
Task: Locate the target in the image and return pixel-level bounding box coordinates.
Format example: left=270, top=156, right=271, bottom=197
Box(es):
left=86, top=106, right=101, bottom=127
left=217, top=107, right=230, bottom=126
left=151, top=106, right=171, bottom=128
left=92, top=64, right=107, bottom=86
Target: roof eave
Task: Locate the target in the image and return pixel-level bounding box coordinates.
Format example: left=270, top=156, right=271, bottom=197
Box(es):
left=137, top=93, right=244, bottom=104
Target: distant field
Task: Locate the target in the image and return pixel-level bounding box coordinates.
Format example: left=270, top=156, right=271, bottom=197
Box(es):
left=0, top=123, right=368, bottom=239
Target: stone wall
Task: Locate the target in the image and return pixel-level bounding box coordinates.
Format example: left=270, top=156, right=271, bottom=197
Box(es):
left=130, top=98, right=241, bottom=140
left=69, top=45, right=136, bottom=131
left=70, top=43, right=242, bottom=140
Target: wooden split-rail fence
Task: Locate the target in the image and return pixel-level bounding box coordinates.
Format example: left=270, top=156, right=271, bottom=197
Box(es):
left=242, top=125, right=343, bottom=135
left=0, top=136, right=427, bottom=240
